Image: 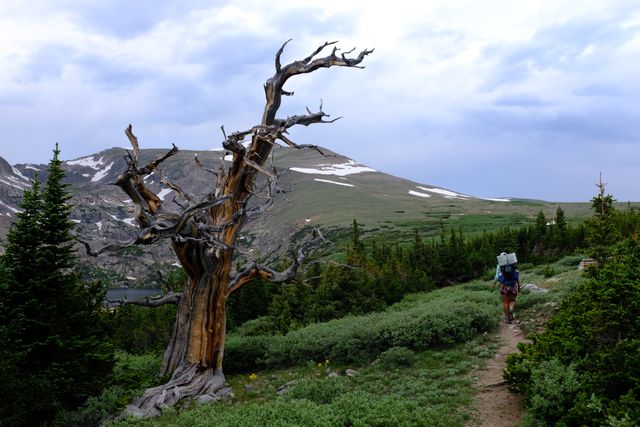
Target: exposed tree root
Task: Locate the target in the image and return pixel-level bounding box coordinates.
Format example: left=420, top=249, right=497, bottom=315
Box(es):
left=129, top=363, right=227, bottom=417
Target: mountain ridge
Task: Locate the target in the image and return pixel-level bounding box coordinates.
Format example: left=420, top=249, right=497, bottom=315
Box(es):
left=0, top=145, right=592, bottom=286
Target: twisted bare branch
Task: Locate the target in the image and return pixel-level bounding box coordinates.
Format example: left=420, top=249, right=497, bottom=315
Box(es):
left=160, top=176, right=194, bottom=204
left=106, top=291, right=181, bottom=307
left=262, top=41, right=373, bottom=126
left=227, top=229, right=327, bottom=295
left=77, top=238, right=137, bottom=257
left=194, top=154, right=218, bottom=176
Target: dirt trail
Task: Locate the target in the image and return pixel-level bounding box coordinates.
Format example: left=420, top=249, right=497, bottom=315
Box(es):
left=468, top=321, right=528, bottom=427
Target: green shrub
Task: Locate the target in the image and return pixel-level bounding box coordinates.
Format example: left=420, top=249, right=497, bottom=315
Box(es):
left=53, top=352, right=162, bottom=426
left=517, top=262, right=535, bottom=271
left=514, top=290, right=551, bottom=311
left=53, top=386, right=129, bottom=427
left=285, top=377, right=350, bottom=404
left=527, top=359, right=582, bottom=423
left=225, top=286, right=500, bottom=371
left=542, top=264, right=555, bottom=278
left=112, top=351, right=163, bottom=390
left=224, top=335, right=271, bottom=372
left=375, top=346, right=417, bottom=370
left=233, top=316, right=280, bottom=337
left=558, top=255, right=583, bottom=267
left=116, top=398, right=341, bottom=426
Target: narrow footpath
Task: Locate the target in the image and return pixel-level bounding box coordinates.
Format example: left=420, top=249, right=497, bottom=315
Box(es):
left=469, top=321, right=527, bottom=426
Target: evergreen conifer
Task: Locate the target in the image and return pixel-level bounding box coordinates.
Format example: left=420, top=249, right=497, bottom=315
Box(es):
left=0, top=145, right=113, bottom=426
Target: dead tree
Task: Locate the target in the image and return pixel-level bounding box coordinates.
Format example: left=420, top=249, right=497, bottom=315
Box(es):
left=93, top=41, right=372, bottom=414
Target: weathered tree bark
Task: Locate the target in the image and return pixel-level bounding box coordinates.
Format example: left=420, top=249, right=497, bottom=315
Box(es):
left=99, top=41, right=371, bottom=415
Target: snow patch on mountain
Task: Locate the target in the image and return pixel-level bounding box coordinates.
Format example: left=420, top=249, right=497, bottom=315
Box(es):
left=314, top=178, right=354, bottom=187
left=91, top=162, right=114, bottom=182
left=291, top=160, right=375, bottom=176
left=0, top=177, right=29, bottom=190
left=67, top=156, right=105, bottom=169
left=480, top=197, right=511, bottom=202
left=11, top=167, right=30, bottom=182
left=408, top=190, right=431, bottom=198
left=66, top=156, right=114, bottom=182
left=417, top=186, right=471, bottom=199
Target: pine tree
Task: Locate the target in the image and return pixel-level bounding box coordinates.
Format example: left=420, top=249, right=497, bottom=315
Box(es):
left=534, top=211, right=547, bottom=243
left=346, top=219, right=366, bottom=266
left=554, top=206, right=569, bottom=250
left=0, top=145, right=113, bottom=426
left=585, top=176, right=619, bottom=264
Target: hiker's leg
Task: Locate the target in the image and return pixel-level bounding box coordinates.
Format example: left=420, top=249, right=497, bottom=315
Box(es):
left=501, top=294, right=510, bottom=320
left=508, top=294, right=517, bottom=319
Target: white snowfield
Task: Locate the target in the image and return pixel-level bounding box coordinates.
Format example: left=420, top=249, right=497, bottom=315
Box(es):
left=12, top=167, right=30, bottom=182
left=411, top=185, right=511, bottom=202
left=291, top=160, right=376, bottom=176
left=0, top=176, right=30, bottom=190
left=91, top=162, right=114, bottom=182
left=416, top=186, right=471, bottom=199
left=66, top=156, right=105, bottom=169
left=408, top=190, right=431, bottom=198
left=314, top=178, right=355, bottom=187
left=480, top=197, right=511, bottom=202
left=66, top=156, right=114, bottom=182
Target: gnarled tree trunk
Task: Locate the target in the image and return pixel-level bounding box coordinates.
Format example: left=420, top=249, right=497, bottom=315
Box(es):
left=92, top=41, right=371, bottom=415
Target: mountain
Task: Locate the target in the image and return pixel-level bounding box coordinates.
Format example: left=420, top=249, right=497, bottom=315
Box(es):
left=0, top=146, right=592, bottom=287
left=0, top=156, right=32, bottom=236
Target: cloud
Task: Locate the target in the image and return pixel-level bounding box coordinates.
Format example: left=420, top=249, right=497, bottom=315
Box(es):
left=1, top=1, right=640, bottom=201
left=493, top=94, right=554, bottom=108
left=573, top=83, right=623, bottom=97
left=482, top=14, right=639, bottom=91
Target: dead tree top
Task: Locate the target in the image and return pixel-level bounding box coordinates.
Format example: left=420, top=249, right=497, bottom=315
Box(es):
left=82, top=40, right=372, bottom=295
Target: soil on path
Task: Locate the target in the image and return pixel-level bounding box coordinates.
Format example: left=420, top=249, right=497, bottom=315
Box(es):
left=468, top=321, right=528, bottom=427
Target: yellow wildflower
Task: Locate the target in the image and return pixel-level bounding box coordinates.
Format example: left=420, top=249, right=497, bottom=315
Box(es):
left=249, top=373, right=258, bottom=380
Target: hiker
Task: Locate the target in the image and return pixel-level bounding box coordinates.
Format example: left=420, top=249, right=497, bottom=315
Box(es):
left=493, top=252, right=521, bottom=323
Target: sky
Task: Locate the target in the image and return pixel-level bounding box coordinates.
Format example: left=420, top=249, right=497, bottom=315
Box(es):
left=0, top=0, right=639, bottom=202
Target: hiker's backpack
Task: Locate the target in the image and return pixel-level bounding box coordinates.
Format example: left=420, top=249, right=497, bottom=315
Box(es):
left=497, top=252, right=518, bottom=286
left=500, top=263, right=518, bottom=286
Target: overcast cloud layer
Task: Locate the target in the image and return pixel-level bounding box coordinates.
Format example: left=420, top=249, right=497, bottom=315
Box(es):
left=1, top=0, right=639, bottom=202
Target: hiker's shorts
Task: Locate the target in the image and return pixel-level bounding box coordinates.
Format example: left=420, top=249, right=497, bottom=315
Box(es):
left=499, top=283, right=518, bottom=295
